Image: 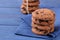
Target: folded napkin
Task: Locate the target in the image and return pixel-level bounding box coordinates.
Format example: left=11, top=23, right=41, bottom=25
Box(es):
left=15, top=14, right=60, bottom=39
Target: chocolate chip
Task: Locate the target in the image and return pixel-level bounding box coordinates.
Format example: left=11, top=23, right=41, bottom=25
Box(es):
left=36, top=12, right=39, bottom=14
left=29, top=6, right=33, bottom=7
left=40, top=24, right=45, bottom=26
left=23, top=13, right=28, bottom=15
left=39, top=29, right=44, bottom=32
left=34, top=23, right=36, bottom=24
left=35, top=27, right=38, bottom=30
left=39, top=19, right=44, bottom=22
left=44, top=31, right=48, bottom=34
left=35, top=27, right=44, bottom=32
left=23, top=8, right=26, bottom=11
left=45, top=20, right=48, bottom=22
left=54, top=14, right=55, bottom=16
left=35, top=19, right=37, bottom=21
left=50, top=20, right=52, bottom=21
left=31, top=10, right=34, bottom=11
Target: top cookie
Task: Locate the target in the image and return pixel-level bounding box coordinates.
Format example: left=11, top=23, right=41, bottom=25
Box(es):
left=32, top=8, right=55, bottom=20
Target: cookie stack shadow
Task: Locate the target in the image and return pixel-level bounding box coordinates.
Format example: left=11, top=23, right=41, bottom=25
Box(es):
left=32, top=9, right=55, bottom=35
left=21, top=0, right=40, bottom=14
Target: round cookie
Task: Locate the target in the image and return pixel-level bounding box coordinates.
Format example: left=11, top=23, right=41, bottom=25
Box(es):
left=32, top=17, right=49, bottom=26
left=32, top=8, right=55, bottom=20
left=21, top=4, right=39, bottom=11
left=21, top=4, right=39, bottom=13
left=23, top=0, right=39, bottom=3
left=32, top=22, right=50, bottom=31
left=32, top=8, right=55, bottom=24
left=23, top=1, right=40, bottom=6
left=32, top=17, right=54, bottom=25
left=32, top=27, right=49, bottom=35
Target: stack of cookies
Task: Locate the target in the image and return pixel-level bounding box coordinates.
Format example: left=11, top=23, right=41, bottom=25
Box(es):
left=21, top=0, right=40, bottom=14
left=32, top=9, right=55, bottom=35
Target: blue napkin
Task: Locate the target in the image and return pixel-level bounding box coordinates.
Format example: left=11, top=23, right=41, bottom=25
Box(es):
left=15, top=13, right=60, bottom=39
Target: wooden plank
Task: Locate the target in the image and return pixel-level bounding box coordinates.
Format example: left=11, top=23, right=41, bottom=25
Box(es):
left=0, top=0, right=22, bottom=7
left=0, top=18, right=19, bottom=26
left=40, top=0, right=60, bottom=8
left=0, top=8, right=20, bottom=14
left=0, top=8, right=21, bottom=25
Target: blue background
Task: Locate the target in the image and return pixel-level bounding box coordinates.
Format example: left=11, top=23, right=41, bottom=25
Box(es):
left=0, top=0, right=60, bottom=40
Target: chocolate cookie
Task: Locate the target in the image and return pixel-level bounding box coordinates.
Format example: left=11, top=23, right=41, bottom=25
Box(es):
left=32, top=9, right=55, bottom=18
left=32, top=27, right=50, bottom=35
left=21, top=4, right=39, bottom=14
left=32, top=22, right=50, bottom=31
left=32, top=17, right=49, bottom=26
left=23, top=4, right=39, bottom=10
left=23, top=1, right=40, bottom=6
left=32, top=9, right=55, bottom=24
left=32, top=17, right=55, bottom=25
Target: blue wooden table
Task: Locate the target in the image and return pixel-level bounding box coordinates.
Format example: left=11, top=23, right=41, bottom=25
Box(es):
left=0, top=0, right=60, bottom=40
